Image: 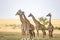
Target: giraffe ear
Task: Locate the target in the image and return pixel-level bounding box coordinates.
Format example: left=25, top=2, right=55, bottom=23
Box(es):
left=46, top=14, right=48, bottom=17
left=28, top=14, right=30, bottom=17
left=15, top=12, right=18, bottom=16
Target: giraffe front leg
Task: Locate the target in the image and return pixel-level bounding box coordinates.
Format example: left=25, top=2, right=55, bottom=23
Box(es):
left=29, top=30, right=33, bottom=40
left=37, top=30, right=39, bottom=37
left=49, top=31, right=52, bottom=38
left=50, top=31, right=53, bottom=37
left=32, top=30, right=35, bottom=37
left=49, top=31, right=50, bottom=37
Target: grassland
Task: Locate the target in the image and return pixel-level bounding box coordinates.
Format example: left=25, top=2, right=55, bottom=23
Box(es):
left=0, top=32, right=60, bottom=40
left=0, top=19, right=60, bottom=40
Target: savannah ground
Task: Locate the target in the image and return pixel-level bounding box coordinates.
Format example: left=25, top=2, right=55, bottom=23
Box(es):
left=0, top=19, right=60, bottom=40
left=0, top=32, right=60, bottom=40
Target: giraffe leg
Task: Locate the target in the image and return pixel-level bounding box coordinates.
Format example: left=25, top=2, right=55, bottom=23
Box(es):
left=49, top=31, right=51, bottom=37
left=51, top=31, right=52, bottom=37
left=51, top=31, right=53, bottom=37
left=33, top=31, right=35, bottom=37
left=49, top=31, right=53, bottom=37
left=37, top=30, right=39, bottom=37
left=29, top=30, right=33, bottom=40
left=42, top=30, right=44, bottom=38
left=42, top=30, right=46, bottom=38
left=43, top=32, right=44, bottom=38
left=32, top=30, right=35, bottom=37
left=49, top=31, right=50, bottom=37
left=23, top=30, right=26, bottom=35
left=26, top=31, right=29, bottom=35
left=44, top=31, right=46, bottom=36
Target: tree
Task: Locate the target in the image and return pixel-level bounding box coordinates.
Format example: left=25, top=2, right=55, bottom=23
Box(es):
left=38, top=17, right=49, bottom=27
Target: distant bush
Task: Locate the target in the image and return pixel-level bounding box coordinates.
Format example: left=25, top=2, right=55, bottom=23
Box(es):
left=55, top=27, right=60, bottom=30
left=5, top=24, right=20, bottom=29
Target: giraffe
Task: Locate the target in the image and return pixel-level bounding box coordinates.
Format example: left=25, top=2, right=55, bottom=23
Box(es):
left=21, top=12, right=35, bottom=39
left=46, top=13, right=54, bottom=37
left=16, top=10, right=27, bottom=35
left=28, top=13, right=46, bottom=38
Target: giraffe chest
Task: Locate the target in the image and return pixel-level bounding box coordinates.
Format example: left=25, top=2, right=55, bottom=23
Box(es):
left=21, top=23, right=27, bottom=31
left=48, top=25, right=53, bottom=31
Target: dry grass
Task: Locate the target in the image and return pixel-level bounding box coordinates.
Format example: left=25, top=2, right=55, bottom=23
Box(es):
left=0, top=32, right=60, bottom=40
left=0, top=19, right=60, bottom=27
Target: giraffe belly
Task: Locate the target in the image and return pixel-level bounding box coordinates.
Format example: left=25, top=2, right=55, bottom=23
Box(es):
left=36, top=26, right=41, bottom=30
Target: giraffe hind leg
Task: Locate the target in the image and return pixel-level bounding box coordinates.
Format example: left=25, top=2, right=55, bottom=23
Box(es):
left=32, top=31, right=35, bottom=37
left=29, top=30, right=33, bottom=40
left=43, top=31, right=46, bottom=38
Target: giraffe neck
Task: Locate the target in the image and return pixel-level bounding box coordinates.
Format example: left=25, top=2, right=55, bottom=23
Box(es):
left=19, top=15, right=24, bottom=23
left=23, top=14, right=30, bottom=23
left=31, top=15, right=40, bottom=24
left=49, top=16, right=51, bottom=25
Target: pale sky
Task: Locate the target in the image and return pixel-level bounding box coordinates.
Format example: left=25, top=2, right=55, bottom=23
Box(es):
left=0, top=0, right=60, bottom=19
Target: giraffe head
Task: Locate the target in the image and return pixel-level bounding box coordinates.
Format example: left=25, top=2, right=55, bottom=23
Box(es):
left=16, top=9, right=22, bottom=16
left=28, top=13, right=33, bottom=17
left=46, top=13, right=51, bottom=17
left=21, top=11, right=24, bottom=16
